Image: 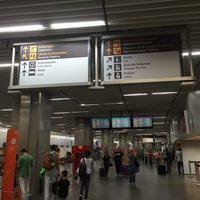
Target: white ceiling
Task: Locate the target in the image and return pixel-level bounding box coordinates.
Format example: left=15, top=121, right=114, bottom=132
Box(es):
left=0, top=0, right=200, bottom=137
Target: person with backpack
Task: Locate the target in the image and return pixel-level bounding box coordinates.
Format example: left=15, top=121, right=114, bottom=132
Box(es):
left=76, top=150, right=93, bottom=200
left=43, top=144, right=60, bottom=200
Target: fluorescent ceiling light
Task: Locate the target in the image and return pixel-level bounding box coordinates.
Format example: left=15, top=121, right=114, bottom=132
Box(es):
left=153, top=116, right=166, bottom=119
left=0, top=25, right=45, bottom=33
left=72, top=111, right=89, bottom=114
left=104, top=102, right=124, bottom=105
left=182, top=51, right=200, bottom=56
left=51, top=116, right=64, bottom=119
left=152, top=92, right=177, bottom=95
left=49, top=98, right=71, bottom=101
left=53, top=112, right=70, bottom=115
left=51, top=20, right=105, bottom=29
left=1, top=109, right=13, bottom=112
left=0, top=63, right=19, bottom=67
left=57, top=124, right=67, bottom=126
left=124, top=93, right=148, bottom=96
left=81, top=103, right=100, bottom=106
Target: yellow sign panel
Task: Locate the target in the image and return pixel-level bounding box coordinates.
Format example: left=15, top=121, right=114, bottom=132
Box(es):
left=29, top=53, right=37, bottom=60
left=30, top=45, right=37, bottom=53
left=114, top=48, right=121, bottom=55
left=113, top=40, right=121, bottom=47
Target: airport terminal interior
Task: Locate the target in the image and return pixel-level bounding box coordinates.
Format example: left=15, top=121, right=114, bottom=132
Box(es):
left=0, top=0, right=200, bottom=199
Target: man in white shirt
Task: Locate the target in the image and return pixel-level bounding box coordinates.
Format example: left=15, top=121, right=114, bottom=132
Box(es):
left=176, top=148, right=184, bottom=174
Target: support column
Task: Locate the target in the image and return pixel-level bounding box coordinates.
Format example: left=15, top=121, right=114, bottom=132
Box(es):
left=74, top=118, right=93, bottom=150
left=108, top=130, right=114, bottom=156
left=11, top=91, right=52, bottom=194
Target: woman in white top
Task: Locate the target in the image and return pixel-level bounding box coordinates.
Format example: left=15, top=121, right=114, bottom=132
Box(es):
left=78, top=150, right=93, bottom=200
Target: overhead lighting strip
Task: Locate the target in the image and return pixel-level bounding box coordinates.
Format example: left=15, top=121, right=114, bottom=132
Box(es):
left=124, top=93, right=148, bottom=96
left=152, top=92, right=177, bottom=95
left=124, top=92, right=177, bottom=96
left=49, top=98, right=71, bottom=101
left=50, top=20, right=105, bottom=29
left=0, top=25, right=45, bottom=33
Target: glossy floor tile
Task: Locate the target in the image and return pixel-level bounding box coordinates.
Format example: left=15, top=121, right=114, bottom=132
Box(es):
left=29, top=160, right=200, bottom=200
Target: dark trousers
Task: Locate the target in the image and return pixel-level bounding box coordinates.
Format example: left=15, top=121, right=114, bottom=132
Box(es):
left=115, top=162, right=122, bottom=175
left=129, top=170, right=135, bottom=183
left=177, top=161, right=184, bottom=174
left=80, top=174, right=90, bottom=198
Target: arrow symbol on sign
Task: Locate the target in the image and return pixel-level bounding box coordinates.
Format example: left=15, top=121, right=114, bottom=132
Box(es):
left=23, top=46, right=29, bottom=53
left=106, top=57, right=112, bottom=63
left=107, top=65, right=112, bottom=71
left=22, top=54, right=28, bottom=60
left=22, top=69, right=27, bottom=76
left=22, top=62, right=27, bottom=69
left=107, top=73, right=112, bottom=79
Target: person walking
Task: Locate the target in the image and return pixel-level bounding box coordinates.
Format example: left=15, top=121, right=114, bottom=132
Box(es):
left=128, top=149, right=139, bottom=184
left=17, top=148, right=34, bottom=200
left=103, top=151, right=111, bottom=177
left=164, top=148, right=172, bottom=174
left=77, top=150, right=93, bottom=200
left=113, top=147, right=123, bottom=175
left=43, top=144, right=60, bottom=200
left=176, top=148, right=184, bottom=174
left=155, top=149, right=161, bottom=166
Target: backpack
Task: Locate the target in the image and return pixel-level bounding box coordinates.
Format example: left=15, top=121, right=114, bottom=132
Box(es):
left=43, top=152, right=56, bottom=170
left=78, top=158, right=87, bottom=177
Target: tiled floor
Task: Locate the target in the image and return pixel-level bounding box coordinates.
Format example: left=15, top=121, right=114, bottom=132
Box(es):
left=29, top=160, right=200, bottom=200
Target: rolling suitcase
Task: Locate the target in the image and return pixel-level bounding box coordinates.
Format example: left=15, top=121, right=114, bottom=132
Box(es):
left=157, top=165, right=166, bottom=175
left=121, top=165, right=129, bottom=175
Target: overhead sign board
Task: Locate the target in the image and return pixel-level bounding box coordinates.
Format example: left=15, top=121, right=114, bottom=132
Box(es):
left=102, top=34, right=182, bottom=83
left=19, top=40, right=90, bottom=87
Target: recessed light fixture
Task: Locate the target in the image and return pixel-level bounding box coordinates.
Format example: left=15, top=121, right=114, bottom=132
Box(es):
left=104, top=102, right=124, bottom=105
left=1, top=109, right=13, bottom=112
left=152, top=92, right=177, bottom=95
left=51, top=20, right=105, bottom=29
left=49, top=98, right=71, bottom=101
left=123, top=93, right=148, bottom=96
left=0, top=63, right=19, bottom=67
left=57, top=124, right=67, bottom=126
left=72, top=111, right=89, bottom=114
left=0, top=25, right=45, bottom=33
left=53, top=112, right=70, bottom=115
left=51, top=116, right=64, bottom=119
left=182, top=51, right=200, bottom=56
left=81, top=104, right=100, bottom=106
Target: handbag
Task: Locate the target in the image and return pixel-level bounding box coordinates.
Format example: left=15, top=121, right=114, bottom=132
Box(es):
left=134, top=158, right=140, bottom=173
left=78, top=158, right=87, bottom=176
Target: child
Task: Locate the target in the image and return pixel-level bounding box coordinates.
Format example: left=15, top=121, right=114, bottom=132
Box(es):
left=55, top=170, right=70, bottom=200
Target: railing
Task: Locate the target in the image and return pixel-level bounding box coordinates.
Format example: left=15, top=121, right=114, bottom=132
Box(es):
left=194, top=163, right=200, bottom=186
left=187, top=160, right=200, bottom=178
left=187, top=160, right=200, bottom=186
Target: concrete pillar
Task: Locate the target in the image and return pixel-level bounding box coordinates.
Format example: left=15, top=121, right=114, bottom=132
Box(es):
left=108, top=130, right=114, bottom=156
left=101, top=131, right=108, bottom=153
left=74, top=118, right=93, bottom=150
left=11, top=91, right=52, bottom=194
